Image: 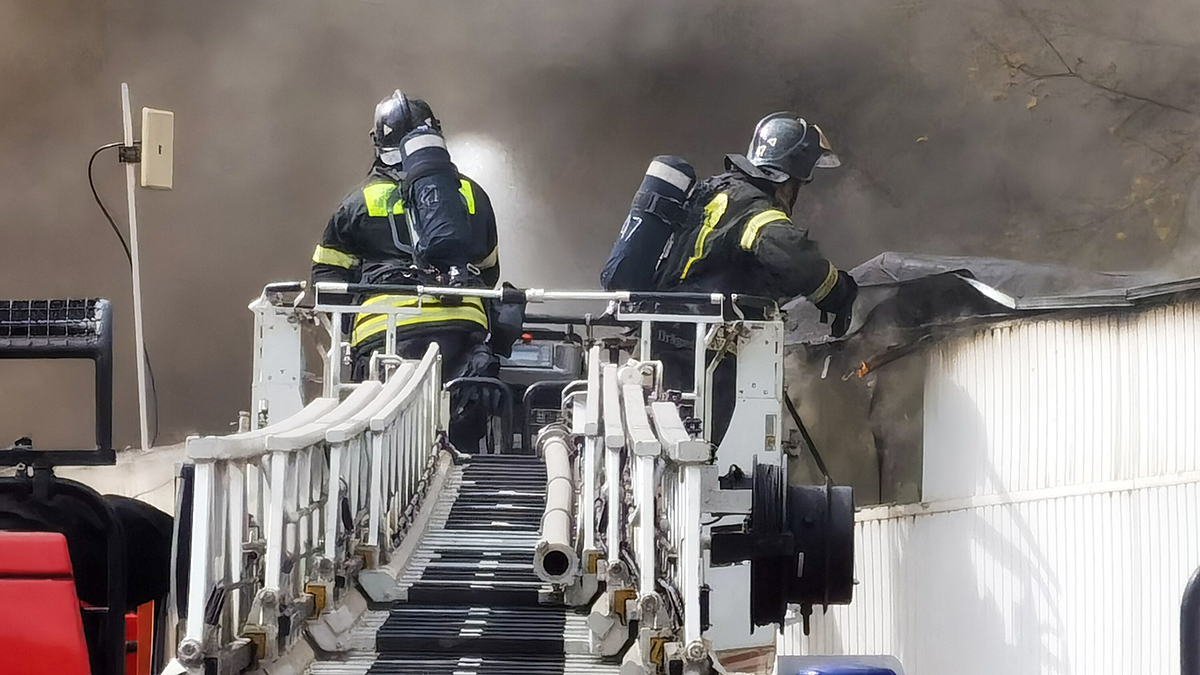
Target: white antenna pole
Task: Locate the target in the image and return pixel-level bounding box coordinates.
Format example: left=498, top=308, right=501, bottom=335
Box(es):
left=122, top=82, right=152, bottom=451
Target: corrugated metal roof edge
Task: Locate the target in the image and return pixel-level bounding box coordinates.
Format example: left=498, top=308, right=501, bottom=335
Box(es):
left=790, top=275, right=1200, bottom=375
left=786, top=273, right=1200, bottom=352
left=995, top=274, right=1200, bottom=311
left=884, top=277, right=1200, bottom=350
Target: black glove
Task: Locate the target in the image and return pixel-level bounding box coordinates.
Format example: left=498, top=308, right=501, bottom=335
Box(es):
left=829, top=304, right=853, bottom=338
left=486, top=282, right=528, bottom=359
left=817, top=271, right=858, bottom=338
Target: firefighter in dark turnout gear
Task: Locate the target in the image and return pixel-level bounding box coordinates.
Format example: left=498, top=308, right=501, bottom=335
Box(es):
left=654, top=112, right=858, bottom=443
left=311, top=91, right=501, bottom=451
left=656, top=112, right=856, bottom=327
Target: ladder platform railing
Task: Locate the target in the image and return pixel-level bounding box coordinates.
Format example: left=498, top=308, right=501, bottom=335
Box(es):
left=176, top=344, right=443, bottom=673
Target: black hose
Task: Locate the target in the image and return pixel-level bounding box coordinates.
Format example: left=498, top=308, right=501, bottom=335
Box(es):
left=89, top=143, right=161, bottom=446
left=783, top=391, right=831, bottom=483
left=88, top=143, right=131, bottom=261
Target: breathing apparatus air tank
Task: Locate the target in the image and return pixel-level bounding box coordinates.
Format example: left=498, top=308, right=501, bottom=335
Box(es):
left=600, top=155, right=696, bottom=291
left=397, top=127, right=472, bottom=282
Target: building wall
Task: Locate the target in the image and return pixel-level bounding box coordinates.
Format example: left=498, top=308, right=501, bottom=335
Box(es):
left=783, top=300, right=1200, bottom=674
left=924, top=301, right=1200, bottom=501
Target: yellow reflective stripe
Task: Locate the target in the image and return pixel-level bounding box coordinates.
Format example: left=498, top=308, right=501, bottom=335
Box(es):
left=363, top=182, right=404, bottom=217
left=363, top=181, right=475, bottom=216
left=809, top=262, right=840, bottom=303
left=358, top=294, right=486, bottom=312
left=738, top=209, right=789, bottom=251
left=476, top=245, right=499, bottom=270
left=352, top=295, right=488, bottom=345
left=352, top=306, right=489, bottom=344
left=312, top=245, right=358, bottom=269
left=680, top=193, right=729, bottom=280
left=459, top=179, right=476, bottom=215
left=360, top=294, right=424, bottom=310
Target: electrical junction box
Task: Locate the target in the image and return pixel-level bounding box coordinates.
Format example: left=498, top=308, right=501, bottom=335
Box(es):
left=140, top=107, right=174, bottom=190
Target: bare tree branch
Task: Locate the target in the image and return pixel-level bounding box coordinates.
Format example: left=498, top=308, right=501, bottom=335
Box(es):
left=990, top=15, right=1198, bottom=116
left=1020, top=10, right=1074, bottom=74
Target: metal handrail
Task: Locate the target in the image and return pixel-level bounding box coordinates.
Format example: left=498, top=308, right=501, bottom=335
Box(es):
left=186, top=398, right=338, bottom=461
left=263, top=382, right=382, bottom=452
left=177, top=349, right=444, bottom=671
left=574, top=351, right=720, bottom=667
left=365, top=344, right=442, bottom=562
left=326, top=364, right=415, bottom=443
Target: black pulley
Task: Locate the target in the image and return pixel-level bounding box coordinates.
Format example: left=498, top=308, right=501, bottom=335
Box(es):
left=709, top=461, right=855, bottom=630
left=786, top=483, right=854, bottom=607
left=749, top=463, right=788, bottom=628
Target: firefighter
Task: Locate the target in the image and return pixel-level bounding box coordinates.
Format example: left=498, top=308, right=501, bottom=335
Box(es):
left=653, top=112, right=858, bottom=443
left=311, top=91, right=501, bottom=451
left=655, top=111, right=857, bottom=326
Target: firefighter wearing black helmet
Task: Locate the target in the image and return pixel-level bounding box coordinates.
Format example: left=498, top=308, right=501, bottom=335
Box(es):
left=311, top=90, right=501, bottom=451
left=656, top=112, right=857, bottom=335
left=653, top=112, right=858, bottom=445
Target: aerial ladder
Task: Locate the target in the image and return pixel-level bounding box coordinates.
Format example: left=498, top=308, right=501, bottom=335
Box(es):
left=0, top=285, right=858, bottom=675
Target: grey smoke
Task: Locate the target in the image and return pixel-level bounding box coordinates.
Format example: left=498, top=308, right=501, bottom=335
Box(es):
left=1, top=0, right=1198, bottom=447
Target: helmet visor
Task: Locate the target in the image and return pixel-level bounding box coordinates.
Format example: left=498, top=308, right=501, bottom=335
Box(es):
left=813, top=125, right=841, bottom=168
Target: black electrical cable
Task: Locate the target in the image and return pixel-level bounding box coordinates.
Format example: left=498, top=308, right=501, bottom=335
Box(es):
left=89, top=143, right=161, bottom=446
left=783, top=391, right=831, bottom=484
left=88, top=143, right=131, bottom=261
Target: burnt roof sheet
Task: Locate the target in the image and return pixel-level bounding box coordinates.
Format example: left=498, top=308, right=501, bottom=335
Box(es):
left=786, top=252, right=1200, bottom=346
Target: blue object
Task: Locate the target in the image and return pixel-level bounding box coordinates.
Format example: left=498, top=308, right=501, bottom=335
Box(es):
left=600, top=155, right=696, bottom=291
left=792, top=662, right=897, bottom=667
left=776, top=655, right=904, bottom=675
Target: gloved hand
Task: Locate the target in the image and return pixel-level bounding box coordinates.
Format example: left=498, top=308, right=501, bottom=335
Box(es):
left=457, top=384, right=503, bottom=417
left=829, top=303, right=853, bottom=338
left=817, top=270, right=858, bottom=338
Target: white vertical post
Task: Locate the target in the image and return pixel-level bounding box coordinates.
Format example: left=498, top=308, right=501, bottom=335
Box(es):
left=385, top=314, right=397, bottom=357
left=227, top=462, right=246, bottom=629
left=681, top=465, right=702, bottom=643
left=694, top=322, right=707, bottom=442
left=325, top=443, right=344, bottom=565
left=605, top=445, right=622, bottom=566
left=185, top=462, right=214, bottom=642
left=265, top=451, right=287, bottom=592
left=636, top=456, right=656, bottom=597
left=582, top=436, right=597, bottom=553
left=602, top=364, right=625, bottom=566
left=326, top=312, right=343, bottom=398
left=368, top=432, right=384, bottom=548
left=121, top=83, right=152, bottom=451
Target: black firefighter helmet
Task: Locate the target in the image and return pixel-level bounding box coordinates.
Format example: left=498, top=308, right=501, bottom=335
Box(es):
left=371, top=90, right=441, bottom=166
left=730, top=112, right=841, bottom=184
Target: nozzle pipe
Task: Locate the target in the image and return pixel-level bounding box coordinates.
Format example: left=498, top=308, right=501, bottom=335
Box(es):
left=534, top=425, right=579, bottom=585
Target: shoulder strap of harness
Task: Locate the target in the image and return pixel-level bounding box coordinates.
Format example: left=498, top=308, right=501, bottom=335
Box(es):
left=375, top=166, right=418, bottom=257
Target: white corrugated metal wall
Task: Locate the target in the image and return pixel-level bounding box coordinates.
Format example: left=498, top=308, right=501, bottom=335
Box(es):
left=784, top=301, right=1200, bottom=674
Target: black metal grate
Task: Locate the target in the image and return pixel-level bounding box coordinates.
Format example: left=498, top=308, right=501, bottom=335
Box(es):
left=404, top=455, right=549, bottom=609
left=0, top=299, right=100, bottom=338
left=376, top=606, right=567, bottom=655
left=368, top=654, right=566, bottom=675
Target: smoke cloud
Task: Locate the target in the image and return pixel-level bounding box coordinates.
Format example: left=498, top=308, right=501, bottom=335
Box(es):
left=2, top=0, right=1198, bottom=447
